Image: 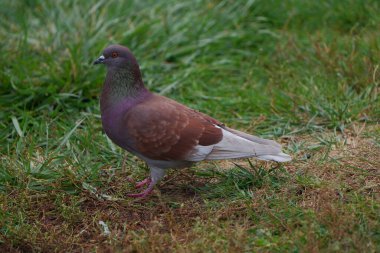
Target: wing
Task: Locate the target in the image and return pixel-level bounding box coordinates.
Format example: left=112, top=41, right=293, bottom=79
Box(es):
left=123, top=95, right=223, bottom=161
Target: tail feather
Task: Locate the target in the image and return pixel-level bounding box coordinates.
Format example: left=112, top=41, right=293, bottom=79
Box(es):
left=205, top=128, right=291, bottom=162
left=257, top=152, right=292, bottom=162
left=224, top=127, right=281, bottom=149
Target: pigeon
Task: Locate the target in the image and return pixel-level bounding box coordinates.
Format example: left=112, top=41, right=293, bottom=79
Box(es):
left=94, top=45, right=291, bottom=198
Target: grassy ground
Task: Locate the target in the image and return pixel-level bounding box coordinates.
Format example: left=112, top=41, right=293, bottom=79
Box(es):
left=1, top=0, right=379, bottom=252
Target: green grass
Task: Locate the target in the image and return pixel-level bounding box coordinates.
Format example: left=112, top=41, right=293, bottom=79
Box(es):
left=1, top=0, right=379, bottom=252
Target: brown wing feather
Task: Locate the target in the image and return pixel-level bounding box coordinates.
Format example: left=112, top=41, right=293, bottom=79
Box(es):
left=123, top=95, right=223, bottom=161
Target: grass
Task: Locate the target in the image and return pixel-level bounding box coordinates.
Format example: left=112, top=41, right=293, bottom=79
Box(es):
left=0, top=0, right=379, bottom=252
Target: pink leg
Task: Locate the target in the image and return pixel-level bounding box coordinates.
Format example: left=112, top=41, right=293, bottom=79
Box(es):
left=127, top=183, right=154, bottom=198
left=126, top=176, right=151, bottom=188
left=135, top=177, right=151, bottom=188
left=126, top=167, right=166, bottom=198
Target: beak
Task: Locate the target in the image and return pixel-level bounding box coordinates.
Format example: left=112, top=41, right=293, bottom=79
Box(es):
left=93, top=55, right=105, bottom=65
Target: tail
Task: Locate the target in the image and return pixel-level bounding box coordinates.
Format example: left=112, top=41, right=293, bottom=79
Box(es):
left=255, top=152, right=292, bottom=162
left=205, top=127, right=291, bottom=162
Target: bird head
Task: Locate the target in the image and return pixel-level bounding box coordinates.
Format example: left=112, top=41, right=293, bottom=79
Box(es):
left=94, top=45, right=138, bottom=69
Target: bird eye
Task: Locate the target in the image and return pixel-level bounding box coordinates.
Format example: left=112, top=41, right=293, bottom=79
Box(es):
left=112, top=52, right=118, bottom=58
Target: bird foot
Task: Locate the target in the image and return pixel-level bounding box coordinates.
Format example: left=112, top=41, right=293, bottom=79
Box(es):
left=126, top=168, right=164, bottom=198
left=127, top=177, right=151, bottom=189
left=135, top=177, right=151, bottom=188
left=126, top=177, right=154, bottom=198
left=127, top=184, right=154, bottom=198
